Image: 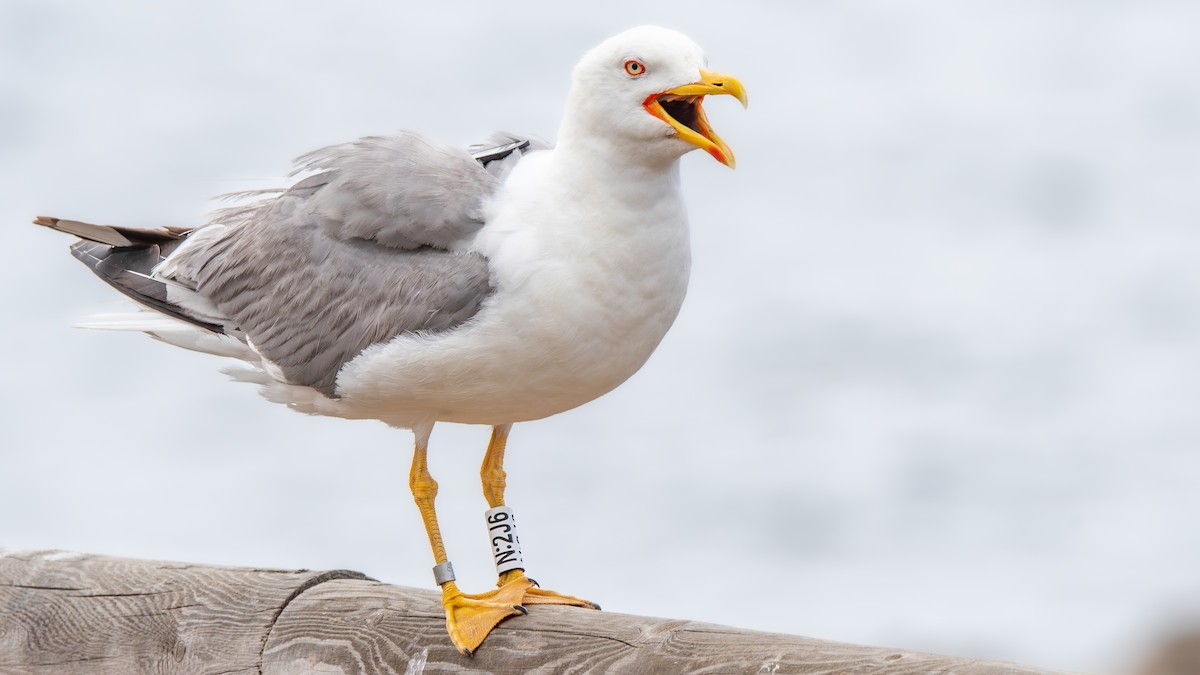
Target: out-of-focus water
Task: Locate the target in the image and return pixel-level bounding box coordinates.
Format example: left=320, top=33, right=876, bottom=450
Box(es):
left=3, top=2, right=1198, bottom=671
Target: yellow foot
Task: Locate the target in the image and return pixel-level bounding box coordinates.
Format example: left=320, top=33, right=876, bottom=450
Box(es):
left=498, top=570, right=601, bottom=610
left=442, top=578, right=534, bottom=656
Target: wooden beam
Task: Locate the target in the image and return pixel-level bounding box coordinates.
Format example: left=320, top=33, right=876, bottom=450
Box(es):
left=0, top=550, right=1060, bottom=674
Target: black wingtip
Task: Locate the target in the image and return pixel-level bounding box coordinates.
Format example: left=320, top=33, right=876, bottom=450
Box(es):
left=471, top=139, right=532, bottom=165
left=66, top=239, right=224, bottom=333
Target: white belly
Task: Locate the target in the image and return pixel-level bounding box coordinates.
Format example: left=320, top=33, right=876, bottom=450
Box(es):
left=329, top=154, right=692, bottom=428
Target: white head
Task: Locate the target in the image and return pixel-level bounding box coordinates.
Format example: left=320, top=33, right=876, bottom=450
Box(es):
left=559, top=26, right=747, bottom=170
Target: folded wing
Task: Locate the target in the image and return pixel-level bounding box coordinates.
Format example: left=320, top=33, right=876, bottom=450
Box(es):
left=43, top=132, right=545, bottom=397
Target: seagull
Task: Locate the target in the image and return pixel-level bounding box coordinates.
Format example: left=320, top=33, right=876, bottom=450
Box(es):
left=36, top=25, right=746, bottom=655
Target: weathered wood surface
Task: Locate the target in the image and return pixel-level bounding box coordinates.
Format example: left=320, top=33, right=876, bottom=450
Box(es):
left=1, top=550, right=1062, bottom=674
left=0, top=549, right=370, bottom=673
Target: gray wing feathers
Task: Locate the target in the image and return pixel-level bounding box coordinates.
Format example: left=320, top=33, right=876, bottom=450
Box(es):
left=180, top=217, right=492, bottom=396
left=45, top=131, right=541, bottom=396
left=156, top=130, right=526, bottom=396
left=294, top=132, right=500, bottom=250
left=114, top=130, right=543, bottom=395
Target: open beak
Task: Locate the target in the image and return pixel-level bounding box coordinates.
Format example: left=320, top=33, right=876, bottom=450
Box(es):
left=643, top=69, right=748, bottom=168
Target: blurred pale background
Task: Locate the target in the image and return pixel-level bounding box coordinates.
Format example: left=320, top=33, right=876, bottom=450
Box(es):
left=3, top=1, right=1199, bottom=672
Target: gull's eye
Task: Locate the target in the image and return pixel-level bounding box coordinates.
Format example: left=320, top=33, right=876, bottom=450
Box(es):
left=624, top=59, right=647, bottom=77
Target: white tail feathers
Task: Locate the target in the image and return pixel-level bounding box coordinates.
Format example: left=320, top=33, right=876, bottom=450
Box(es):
left=77, top=310, right=255, bottom=360
left=76, top=311, right=195, bottom=332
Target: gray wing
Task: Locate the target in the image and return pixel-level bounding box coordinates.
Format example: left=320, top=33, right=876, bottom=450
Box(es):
left=177, top=216, right=493, bottom=395
left=149, top=132, right=544, bottom=395
left=292, top=132, right=500, bottom=250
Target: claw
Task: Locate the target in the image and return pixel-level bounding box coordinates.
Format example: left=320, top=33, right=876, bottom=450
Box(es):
left=497, top=570, right=600, bottom=609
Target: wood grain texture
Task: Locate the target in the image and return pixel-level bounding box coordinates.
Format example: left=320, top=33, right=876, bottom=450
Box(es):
left=1, top=550, right=1062, bottom=674
left=0, top=550, right=369, bottom=674
left=262, top=580, right=1058, bottom=674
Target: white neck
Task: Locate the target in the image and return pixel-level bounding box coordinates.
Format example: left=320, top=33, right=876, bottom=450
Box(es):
left=547, top=134, right=685, bottom=223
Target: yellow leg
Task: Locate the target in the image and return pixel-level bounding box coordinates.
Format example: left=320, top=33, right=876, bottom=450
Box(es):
left=410, top=425, right=531, bottom=656
left=481, top=424, right=599, bottom=609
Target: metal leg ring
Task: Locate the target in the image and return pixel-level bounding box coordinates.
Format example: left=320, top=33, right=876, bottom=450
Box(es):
left=433, top=561, right=456, bottom=585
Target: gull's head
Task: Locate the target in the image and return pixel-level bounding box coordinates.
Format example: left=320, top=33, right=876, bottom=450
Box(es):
left=562, top=26, right=748, bottom=169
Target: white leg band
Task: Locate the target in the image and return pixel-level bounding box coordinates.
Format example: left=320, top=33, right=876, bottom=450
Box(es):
left=485, top=506, right=525, bottom=574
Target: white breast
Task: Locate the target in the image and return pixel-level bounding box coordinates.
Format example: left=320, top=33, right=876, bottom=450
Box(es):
left=331, top=150, right=692, bottom=428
